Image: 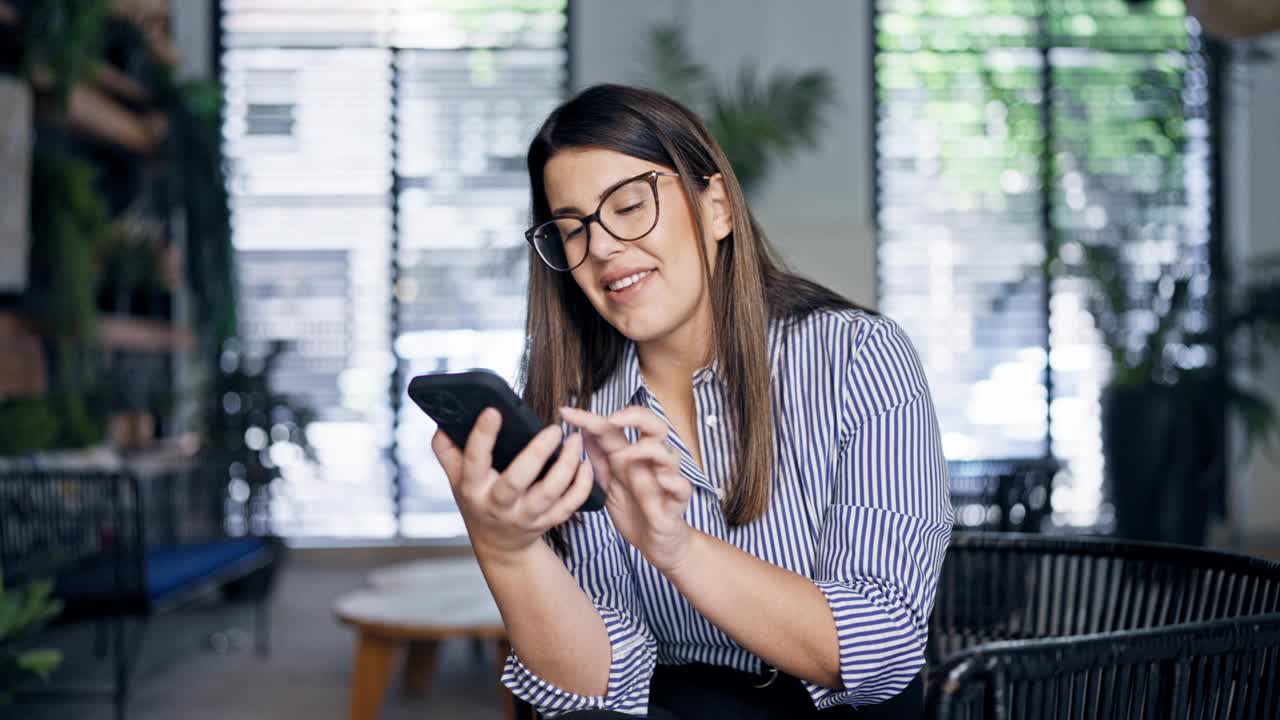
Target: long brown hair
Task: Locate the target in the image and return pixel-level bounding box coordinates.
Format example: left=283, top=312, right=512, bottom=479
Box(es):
left=520, top=84, right=862, bottom=547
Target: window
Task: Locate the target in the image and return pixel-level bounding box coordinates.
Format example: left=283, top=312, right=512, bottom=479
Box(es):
left=220, top=0, right=569, bottom=537
left=874, top=0, right=1214, bottom=526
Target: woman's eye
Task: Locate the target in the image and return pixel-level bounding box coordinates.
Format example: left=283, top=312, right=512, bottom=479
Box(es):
left=565, top=227, right=584, bottom=240
left=617, top=202, right=644, bottom=215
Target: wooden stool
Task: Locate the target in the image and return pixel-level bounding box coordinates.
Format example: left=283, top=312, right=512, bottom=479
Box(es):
left=367, top=556, right=487, bottom=590
left=335, top=564, right=511, bottom=720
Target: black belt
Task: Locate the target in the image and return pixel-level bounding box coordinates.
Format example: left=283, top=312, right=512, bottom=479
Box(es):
left=648, top=662, right=924, bottom=719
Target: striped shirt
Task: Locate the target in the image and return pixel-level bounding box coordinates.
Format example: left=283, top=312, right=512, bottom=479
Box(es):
left=501, top=308, right=953, bottom=716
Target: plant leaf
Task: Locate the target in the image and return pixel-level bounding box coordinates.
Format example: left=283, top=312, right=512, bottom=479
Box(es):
left=17, top=649, right=63, bottom=681
left=1143, top=274, right=1190, bottom=374
left=17, top=579, right=61, bottom=631
left=706, top=65, right=835, bottom=194
left=0, top=591, right=20, bottom=640
left=1228, top=384, right=1280, bottom=463
left=636, top=23, right=709, bottom=110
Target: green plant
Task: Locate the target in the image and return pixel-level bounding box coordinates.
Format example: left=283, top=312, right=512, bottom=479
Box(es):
left=1049, top=235, right=1280, bottom=459
left=154, top=72, right=238, bottom=360
left=24, top=147, right=110, bottom=450
left=28, top=149, right=107, bottom=340
left=0, top=398, right=59, bottom=455
left=17, top=0, right=109, bottom=105
left=206, top=340, right=317, bottom=516
left=0, top=574, right=64, bottom=706
left=1227, top=254, right=1280, bottom=455
left=1049, top=219, right=1194, bottom=390
left=637, top=24, right=836, bottom=196
left=100, top=213, right=166, bottom=313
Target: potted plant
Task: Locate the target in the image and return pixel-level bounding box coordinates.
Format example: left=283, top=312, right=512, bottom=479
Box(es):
left=1060, top=225, right=1280, bottom=543
left=636, top=23, right=836, bottom=197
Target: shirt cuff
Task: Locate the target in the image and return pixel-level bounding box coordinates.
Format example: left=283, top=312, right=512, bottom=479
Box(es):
left=500, top=604, right=656, bottom=717
left=802, top=579, right=926, bottom=710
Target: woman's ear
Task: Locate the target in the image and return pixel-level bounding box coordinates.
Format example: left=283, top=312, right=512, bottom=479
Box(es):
left=702, top=174, right=733, bottom=242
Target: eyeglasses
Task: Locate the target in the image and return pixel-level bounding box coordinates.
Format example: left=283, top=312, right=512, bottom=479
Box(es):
left=526, top=170, right=706, bottom=272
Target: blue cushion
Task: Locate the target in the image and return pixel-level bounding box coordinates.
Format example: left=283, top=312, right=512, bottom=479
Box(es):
left=145, top=538, right=269, bottom=601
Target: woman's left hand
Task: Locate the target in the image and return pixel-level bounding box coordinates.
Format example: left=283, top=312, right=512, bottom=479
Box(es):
left=559, top=405, right=695, bottom=574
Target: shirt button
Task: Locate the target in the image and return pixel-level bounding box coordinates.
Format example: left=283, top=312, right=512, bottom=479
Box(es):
left=704, top=414, right=719, bottom=428
left=713, top=486, right=725, bottom=499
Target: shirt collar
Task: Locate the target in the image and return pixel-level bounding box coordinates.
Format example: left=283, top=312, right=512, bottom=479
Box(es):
left=596, top=317, right=789, bottom=408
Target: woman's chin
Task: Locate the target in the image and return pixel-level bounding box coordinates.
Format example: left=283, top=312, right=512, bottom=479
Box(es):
left=608, top=311, right=673, bottom=345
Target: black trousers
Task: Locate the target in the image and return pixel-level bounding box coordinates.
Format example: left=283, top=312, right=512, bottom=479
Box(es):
left=557, top=663, right=923, bottom=720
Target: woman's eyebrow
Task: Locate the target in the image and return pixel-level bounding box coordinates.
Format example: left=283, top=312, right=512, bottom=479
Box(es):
left=550, top=173, right=644, bottom=216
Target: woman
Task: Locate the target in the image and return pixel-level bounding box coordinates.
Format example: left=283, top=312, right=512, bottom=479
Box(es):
left=430, top=84, right=952, bottom=719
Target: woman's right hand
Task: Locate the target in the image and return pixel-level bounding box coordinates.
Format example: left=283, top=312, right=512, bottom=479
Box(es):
left=431, top=408, right=596, bottom=564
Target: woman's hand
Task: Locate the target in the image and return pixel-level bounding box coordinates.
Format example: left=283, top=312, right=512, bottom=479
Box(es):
left=558, top=406, right=695, bottom=575
left=431, top=408, right=597, bottom=565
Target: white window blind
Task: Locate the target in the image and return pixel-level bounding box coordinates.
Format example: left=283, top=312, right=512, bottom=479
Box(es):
left=221, top=0, right=568, bottom=537
left=874, top=0, right=1213, bottom=526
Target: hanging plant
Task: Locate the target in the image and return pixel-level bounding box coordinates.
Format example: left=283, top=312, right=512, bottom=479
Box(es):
left=23, top=144, right=110, bottom=450
left=0, top=398, right=58, bottom=455
left=99, top=212, right=165, bottom=315
left=14, top=0, right=109, bottom=105
left=152, top=69, right=238, bottom=359
left=28, top=146, right=107, bottom=340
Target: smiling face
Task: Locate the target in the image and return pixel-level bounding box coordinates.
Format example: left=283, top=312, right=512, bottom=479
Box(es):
left=541, top=147, right=731, bottom=348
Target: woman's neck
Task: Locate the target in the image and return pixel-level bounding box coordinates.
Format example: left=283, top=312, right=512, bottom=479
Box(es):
left=635, top=299, right=715, bottom=396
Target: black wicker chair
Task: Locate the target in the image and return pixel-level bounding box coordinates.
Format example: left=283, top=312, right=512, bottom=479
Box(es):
left=515, top=532, right=1280, bottom=719
left=926, top=533, right=1280, bottom=718
left=0, top=464, right=282, bottom=720
left=928, top=613, right=1280, bottom=719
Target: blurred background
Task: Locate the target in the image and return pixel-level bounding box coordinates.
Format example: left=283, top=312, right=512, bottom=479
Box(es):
left=2, top=1, right=1279, bottom=718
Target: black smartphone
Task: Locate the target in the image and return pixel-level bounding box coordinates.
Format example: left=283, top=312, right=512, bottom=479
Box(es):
left=407, top=369, right=606, bottom=513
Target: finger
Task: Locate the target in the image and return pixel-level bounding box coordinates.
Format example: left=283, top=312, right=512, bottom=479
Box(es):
left=524, top=432, right=584, bottom=515
left=536, top=455, right=596, bottom=527
left=612, top=442, right=681, bottom=477
left=560, top=406, right=632, bottom=455
left=616, top=458, right=690, bottom=513
left=431, top=429, right=464, bottom=486
left=606, top=406, right=670, bottom=442
left=654, top=468, right=693, bottom=504
left=581, top=430, right=614, bottom=492
left=462, top=408, right=502, bottom=489
left=629, top=464, right=671, bottom=517
left=610, top=455, right=664, bottom=507
left=493, top=424, right=564, bottom=504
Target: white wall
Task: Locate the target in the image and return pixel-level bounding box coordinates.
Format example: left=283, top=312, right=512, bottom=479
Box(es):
left=571, top=0, right=877, bottom=306
left=1227, top=35, right=1280, bottom=544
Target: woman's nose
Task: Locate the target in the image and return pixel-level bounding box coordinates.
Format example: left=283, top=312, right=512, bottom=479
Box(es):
left=586, top=222, right=627, bottom=261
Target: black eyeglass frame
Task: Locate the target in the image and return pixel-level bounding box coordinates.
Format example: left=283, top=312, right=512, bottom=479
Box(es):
left=525, top=169, right=711, bottom=272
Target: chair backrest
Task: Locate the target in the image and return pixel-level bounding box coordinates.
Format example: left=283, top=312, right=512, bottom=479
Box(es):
left=0, top=466, right=145, bottom=598
left=927, top=612, right=1280, bottom=720
left=947, top=459, right=1059, bottom=533
left=928, top=533, right=1280, bottom=664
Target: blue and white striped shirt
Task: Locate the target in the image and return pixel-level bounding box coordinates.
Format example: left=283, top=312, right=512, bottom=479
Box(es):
left=501, top=308, right=953, bottom=716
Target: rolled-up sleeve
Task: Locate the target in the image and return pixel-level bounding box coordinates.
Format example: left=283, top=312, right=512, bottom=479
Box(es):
left=500, top=507, right=657, bottom=717
left=805, top=319, right=953, bottom=709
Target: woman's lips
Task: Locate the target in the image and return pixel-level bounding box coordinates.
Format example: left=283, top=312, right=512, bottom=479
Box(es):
left=605, top=269, right=656, bottom=303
